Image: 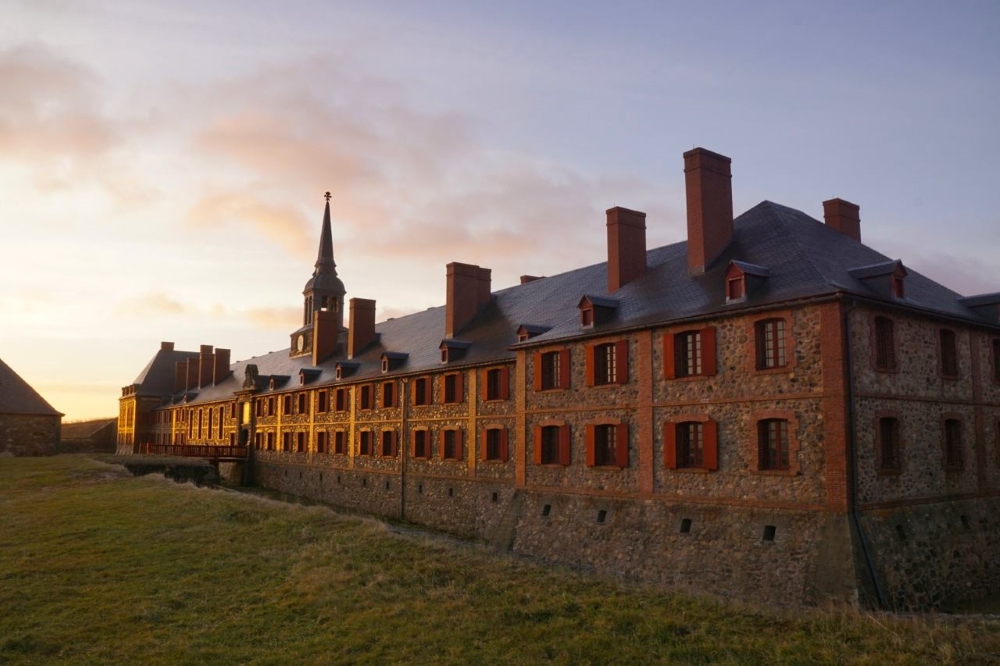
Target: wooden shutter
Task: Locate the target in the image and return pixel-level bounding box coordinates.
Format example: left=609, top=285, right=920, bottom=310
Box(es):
left=559, top=349, right=571, bottom=389
left=455, top=429, right=464, bottom=460
left=754, top=322, right=767, bottom=369
left=558, top=424, right=571, bottom=466
left=455, top=372, right=464, bottom=403
left=499, top=366, right=510, bottom=400
left=664, top=422, right=677, bottom=469
left=533, top=426, right=543, bottom=465
left=499, top=428, right=509, bottom=462
left=664, top=334, right=676, bottom=379
left=701, top=327, right=717, bottom=376
left=585, top=424, right=596, bottom=466
left=756, top=421, right=767, bottom=469
left=481, top=429, right=488, bottom=461
left=616, top=340, right=629, bottom=384
left=585, top=345, right=596, bottom=386
left=439, top=429, right=446, bottom=458
left=533, top=353, right=543, bottom=391
left=616, top=423, right=629, bottom=468
left=703, top=419, right=718, bottom=470
left=390, top=430, right=398, bottom=457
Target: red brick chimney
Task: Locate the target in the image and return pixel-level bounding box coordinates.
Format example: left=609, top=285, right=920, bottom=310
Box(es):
left=186, top=357, right=198, bottom=391
left=823, top=198, right=861, bottom=242
left=161, top=341, right=174, bottom=351
left=174, top=361, right=187, bottom=393
left=347, top=298, right=377, bottom=359
left=684, top=147, right=733, bottom=274
left=313, top=309, right=342, bottom=365
left=606, top=206, right=647, bottom=292
left=198, top=345, right=213, bottom=388
left=213, top=348, right=230, bottom=385
left=446, top=262, right=490, bottom=338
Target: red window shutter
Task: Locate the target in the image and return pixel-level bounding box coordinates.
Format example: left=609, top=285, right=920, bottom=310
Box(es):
left=585, top=424, right=596, bottom=466
left=664, top=334, right=676, bottom=379
left=585, top=346, right=596, bottom=387
left=533, top=426, right=543, bottom=465
left=481, top=368, right=489, bottom=400
left=456, top=429, right=464, bottom=460
left=533, top=353, right=543, bottom=391
left=439, top=429, right=446, bottom=457
left=616, top=423, right=629, bottom=468
left=391, top=431, right=398, bottom=457
left=455, top=372, right=464, bottom=403
left=500, top=366, right=510, bottom=400
left=500, top=428, right=509, bottom=462
left=480, top=429, right=488, bottom=461
left=701, top=327, right=717, bottom=376
left=616, top=340, right=629, bottom=384
left=440, top=375, right=447, bottom=401
left=559, top=349, right=571, bottom=389
left=664, top=422, right=677, bottom=469
left=558, top=424, right=571, bottom=466
left=703, top=419, right=718, bottom=470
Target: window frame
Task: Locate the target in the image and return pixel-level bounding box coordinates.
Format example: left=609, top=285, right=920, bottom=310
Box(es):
left=483, top=367, right=510, bottom=401
left=663, top=415, right=718, bottom=471
left=482, top=426, right=509, bottom=462
left=380, top=429, right=398, bottom=457
left=441, top=429, right=464, bottom=461
left=413, top=377, right=431, bottom=406
left=535, top=348, right=571, bottom=391
left=358, top=430, right=373, bottom=457
left=382, top=380, right=397, bottom=408
left=942, top=416, right=964, bottom=471
left=585, top=339, right=629, bottom=387
left=534, top=423, right=571, bottom=466
left=872, top=315, right=898, bottom=372
left=442, top=372, right=464, bottom=404
left=757, top=419, right=789, bottom=471
left=664, top=327, right=717, bottom=379
left=334, top=388, right=348, bottom=412
left=333, top=430, right=347, bottom=455
left=412, top=428, right=430, bottom=459
left=875, top=414, right=902, bottom=475
left=359, top=384, right=374, bottom=410
left=939, top=328, right=959, bottom=379
left=754, top=318, right=787, bottom=370
left=585, top=421, right=629, bottom=469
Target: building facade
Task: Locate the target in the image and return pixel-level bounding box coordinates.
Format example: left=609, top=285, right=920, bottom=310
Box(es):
left=120, top=148, right=1000, bottom=610
left=1, top=356, right=62, bottom=456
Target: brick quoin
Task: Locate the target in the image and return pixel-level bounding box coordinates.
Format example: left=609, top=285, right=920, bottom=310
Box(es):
left=819, top=301, right=851, bottom=512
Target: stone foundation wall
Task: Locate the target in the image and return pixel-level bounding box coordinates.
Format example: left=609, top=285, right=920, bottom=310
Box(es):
left=0, top=414, right=60, bottom=456
left=859, top=497, right=1000, bottom=610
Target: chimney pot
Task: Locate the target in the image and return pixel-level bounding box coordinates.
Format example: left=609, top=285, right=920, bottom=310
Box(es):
left=606, top=206, right=647, bottom=292
left=213, top=348, right=231, bottom=385
left=684, top=147, right=734, bottom=273
left=161, top=341, right=174, bottom=351
left=823, top=198, right=861, bottom=242
left=520, top=275, right=542, bottom=284
left=347, top=298, right=377, bottom=359
left=446, top=262, right=488, bottom=338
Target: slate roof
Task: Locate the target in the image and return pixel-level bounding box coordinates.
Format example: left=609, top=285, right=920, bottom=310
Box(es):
left=149, top=200, right=998, bottom=408
left=62, top=418, right=116, bottom=439
left=130, top=347, right=199, bottom=397
left=0, top=357, right=62, bottom=416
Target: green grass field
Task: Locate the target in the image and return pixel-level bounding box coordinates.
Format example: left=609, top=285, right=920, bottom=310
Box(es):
left=2, top=455, right=998, bottom=665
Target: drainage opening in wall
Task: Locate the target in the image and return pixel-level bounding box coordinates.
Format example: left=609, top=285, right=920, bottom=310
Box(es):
left=896, top=525, right=906, bottom=541
left=542, top=504, right=551, bottom=517
left=299, top=471, right=302, bottom=479
left=763, top=525, right=776, bottom=542
left=418, top=484, right=423, bottom=494
left=960, top=515, right=970, bottom=530
left=680, top=518, right=692, bottom=534
left=385, top=480, right=390, bottom=490
left=337, top=475, right=341, bottom=484
left=319, top=473, right=323, bottom=482
left=362, top=478, right=367, bottom=487
left=284, top=470, right=288, bottom=478
left=448, top=488, right=454, bottom=497
left=491, top=492, right=498, bottom=503
left=597, top=510, right=607, bottom=524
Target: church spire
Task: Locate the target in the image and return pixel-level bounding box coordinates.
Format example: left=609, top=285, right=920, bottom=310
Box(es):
left=315, top=191, right=337, bottom=276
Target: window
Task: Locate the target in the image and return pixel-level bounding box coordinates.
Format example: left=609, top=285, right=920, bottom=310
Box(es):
left=581, top=307, right=594, bottom=327
left=381, top=358, right=389, bottom=373
left=758, top=419, right=790, bottom=470
left=282, top=432, right=292, bottom=452
left=318, top=390, right=328, bottom=413
left=877, top=417, right=901, bottom=473
left=483, top=428, right=508, bottom=462
left=412, top=430, right=429, bottom=459
left=266, top=432, right=275, bottom=451
left=727, top=276, right=745, bottom=301
left=665, top=328, right=717, bottom=379
left=891, top=273, right=905, bottom=299
left=413, top=377, right=431, bottom=405
left=755, top=319, right=787, bottom=370
left=316, top=431, right=328, bottom=454
left=283, top=395, right=293, bottom=414
left=944, top=419, right=963, bottom=470
left=587, top=423, right=628, bottom=468
left=587, top=341, right=628, bottom=386
left=536, top=349, right=570, bottom=391
left=382, top=381, right=396, bottom=408
left=335, top=388, right=348, bottom=412
left=874, top=317, right=897, bottom=371
left=334, top=430, right=346, bottom=455
left=255, top=399, right=263, bottom=417
left=360, top=385, right=373, bottom=410
left=940, top=329, right=958, bottom=378
left=443, top=373, right=463, bottom=404
left=484, top=367, right=509, bottom=401
left=359, top=431, right=373, bottom=456
left=676, top=422, right=703, bottom=467
left=297, top=393, right=307, bottom=414
left=993, top=339, right=1000, bottom=382
left=296, top=431, right=306, bottom=453
left=442, top=430, right=463, bottom=460
left=381, top=430, right=397, bottom=457
left=535, top=424, right=570, bottom=466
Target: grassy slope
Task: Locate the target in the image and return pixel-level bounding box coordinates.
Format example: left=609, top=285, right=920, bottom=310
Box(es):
left=1, top=456, right=998, bottom=665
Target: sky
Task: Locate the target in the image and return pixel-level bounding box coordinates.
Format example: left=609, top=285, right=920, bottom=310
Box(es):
left=2, top=1, right=998, bottom=421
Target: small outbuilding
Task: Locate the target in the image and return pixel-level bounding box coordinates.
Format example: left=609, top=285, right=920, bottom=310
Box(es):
left=0, top=357, right=62, bottom=456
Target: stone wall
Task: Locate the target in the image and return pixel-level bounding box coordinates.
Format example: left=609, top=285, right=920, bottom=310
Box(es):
left=0, top=414, right=60, bottom=456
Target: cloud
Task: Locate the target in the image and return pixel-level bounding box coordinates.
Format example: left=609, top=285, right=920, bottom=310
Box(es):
left=117, top=292, right=191, bottom=317
left=242, top=306, right=301, bottom=330
left=906, top=253, right=1000, bottom=297
left=186, top=191, right=315, bottom=259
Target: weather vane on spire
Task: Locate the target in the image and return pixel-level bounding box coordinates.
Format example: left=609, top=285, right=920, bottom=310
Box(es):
left=324, top=191, right=331, bottom=202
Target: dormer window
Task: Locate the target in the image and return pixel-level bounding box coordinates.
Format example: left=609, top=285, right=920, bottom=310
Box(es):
left=381, top=351, right=408, bottom=373
left=725, top=261, right=768, bottom=303
left=334, top=361, right=358, bottom=381
left=516, top=324, right=551, bottom=343
left=891, top=273, right=905, bottom=299
left=581, top=307, right=594, bottom=327
left=381, top=358, right=389, bottom=372
left=577, top=296, right=619, bottom=328
left=439, top=340, right=471, bottom=364
left=849, top=260, right=907, bottom=301
left=727, top=276, right=744, bottom=301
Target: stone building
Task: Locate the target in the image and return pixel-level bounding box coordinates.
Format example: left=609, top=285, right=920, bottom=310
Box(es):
left=120, top=148, right=1000, bottom=610
left=1, top=356, right=62, bottom=455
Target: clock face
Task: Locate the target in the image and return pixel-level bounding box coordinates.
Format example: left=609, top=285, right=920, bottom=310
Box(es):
left=297, top=335, right=305, bottom=352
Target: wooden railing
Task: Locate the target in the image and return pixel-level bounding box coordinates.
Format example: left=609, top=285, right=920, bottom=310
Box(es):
left=138, top=444, right=248, bottom=460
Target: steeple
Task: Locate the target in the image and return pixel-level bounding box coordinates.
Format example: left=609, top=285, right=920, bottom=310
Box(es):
left=291, top=193, right=347, bottom=360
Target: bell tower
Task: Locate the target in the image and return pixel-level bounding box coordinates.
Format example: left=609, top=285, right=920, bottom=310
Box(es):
left=290, top=192, right=346, bottom=359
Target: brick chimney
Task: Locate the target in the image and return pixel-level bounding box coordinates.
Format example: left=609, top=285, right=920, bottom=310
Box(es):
left=823, top=198, right=861, bottom=242
left=186, top=357, right=198, bottom=391
left=213, top=348, right=230, bottom=384
left=606, top=206, right=647, bottom=292
left=198, top=345, right=213, bottom=388
left=174, top=361, right=187, bottom=393
left=161, top=341, right=174, bottom=351
left=684, top=147, right=733, bottom=274
left=446, top=262, right=490, bottom=338
left=347, top=298, right=377, bottom=359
